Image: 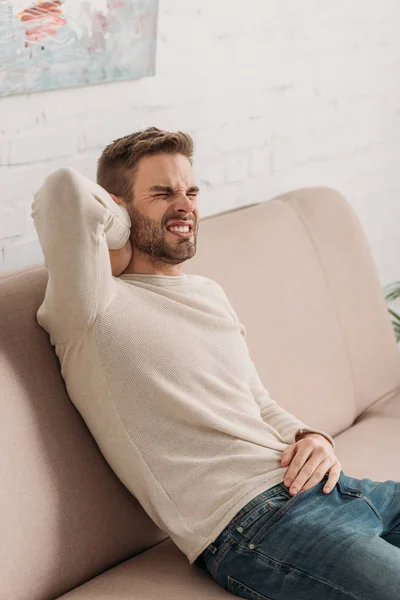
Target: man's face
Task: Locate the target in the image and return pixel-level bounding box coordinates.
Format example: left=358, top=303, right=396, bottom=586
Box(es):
left=125, top=153, right=200, bottom=267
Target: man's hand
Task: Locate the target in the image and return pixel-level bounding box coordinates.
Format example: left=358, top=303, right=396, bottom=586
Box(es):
left=281, top=432, right=341, bottom=496
left=108, top=193, right=133, bottom=277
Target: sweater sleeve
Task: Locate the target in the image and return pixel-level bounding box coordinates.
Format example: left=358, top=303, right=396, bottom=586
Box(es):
left=31, top=167, right=131, bottom=345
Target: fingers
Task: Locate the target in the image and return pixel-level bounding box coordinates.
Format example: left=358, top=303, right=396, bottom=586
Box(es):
left=280, top=445, right=296, bottom=467
left=320, top=461, right=341, bottom=493
left=283, top=438, right=341, bottom=496
left=298, top=458, right=340, bottom=493
left=283, top=444, right=314, bottom=495
left=285, top=457, right=334, bottom=496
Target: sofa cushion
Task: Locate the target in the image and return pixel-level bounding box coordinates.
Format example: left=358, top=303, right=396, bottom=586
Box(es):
left=0, top=267, right=167, bottom=600
left=57, top=538, right=222, bottom=600
left=333, top=390, right=400, bottom=481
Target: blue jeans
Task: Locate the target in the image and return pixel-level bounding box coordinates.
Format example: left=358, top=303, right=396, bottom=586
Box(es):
left=198, top=471, right=400, bottom=599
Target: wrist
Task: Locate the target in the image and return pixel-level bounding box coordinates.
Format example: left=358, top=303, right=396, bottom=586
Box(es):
left=295, top=429, right=322, bottom=442
left=295, top=430, right=333, bottom=449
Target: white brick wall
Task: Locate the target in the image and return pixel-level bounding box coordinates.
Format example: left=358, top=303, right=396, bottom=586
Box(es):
left=1, top=0, right=400, bottom=286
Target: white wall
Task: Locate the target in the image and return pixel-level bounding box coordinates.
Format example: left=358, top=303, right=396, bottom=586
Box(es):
left=1, top=0, right=400, bottom=286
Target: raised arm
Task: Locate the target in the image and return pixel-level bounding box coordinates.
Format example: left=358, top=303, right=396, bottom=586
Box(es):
left=31, top=167, right=131, bottom=345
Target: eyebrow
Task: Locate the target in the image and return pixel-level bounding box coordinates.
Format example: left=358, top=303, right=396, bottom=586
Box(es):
left=149, top=185, right=200, bottom=194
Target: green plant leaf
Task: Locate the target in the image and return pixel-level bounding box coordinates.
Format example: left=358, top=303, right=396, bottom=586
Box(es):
left=383, top=281, right=400, bottom=302
left=388, top=308, right=400, bottom=322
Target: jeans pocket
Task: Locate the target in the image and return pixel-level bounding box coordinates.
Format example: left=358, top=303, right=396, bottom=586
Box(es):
left=239, top=491, right=301, bottom=549
left=235, top=485, right=299, bottom=546
left=228, top=575, right=273, bottom=600
left=336, top=472, right=382, bottom=521
left=336, top=474, right=363, bottom=498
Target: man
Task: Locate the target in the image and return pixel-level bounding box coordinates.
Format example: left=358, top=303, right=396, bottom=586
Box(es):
left=32, top=127, right=400, bottom=600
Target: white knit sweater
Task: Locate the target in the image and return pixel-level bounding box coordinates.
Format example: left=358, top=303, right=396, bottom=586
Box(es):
left=31, top=167, right=335, bottom=565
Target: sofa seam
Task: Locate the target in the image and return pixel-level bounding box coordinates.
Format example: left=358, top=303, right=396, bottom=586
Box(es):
left=0, top=264, right=44, bottom=281
left=279, top=197, right=358, bottom=416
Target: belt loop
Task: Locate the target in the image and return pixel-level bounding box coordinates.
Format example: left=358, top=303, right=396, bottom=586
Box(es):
left=207, top=543, right=217, bottom=554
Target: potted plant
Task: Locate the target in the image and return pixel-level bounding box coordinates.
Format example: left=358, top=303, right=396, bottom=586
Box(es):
left=383, top=282, right=400, bottom=343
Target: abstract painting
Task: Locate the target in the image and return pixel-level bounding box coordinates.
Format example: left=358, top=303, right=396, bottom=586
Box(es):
left=0, top=0, right=159, bottom=97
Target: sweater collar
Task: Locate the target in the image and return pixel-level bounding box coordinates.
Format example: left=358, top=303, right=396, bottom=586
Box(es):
left=119, top=273, right=190, bottom=286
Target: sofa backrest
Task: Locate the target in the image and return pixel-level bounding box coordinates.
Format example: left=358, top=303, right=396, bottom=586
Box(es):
left=0, top=267, right=168, bottom=600
left=185, top=187, right=400, bottom=432
left=1, top=186, right=399, bottom=599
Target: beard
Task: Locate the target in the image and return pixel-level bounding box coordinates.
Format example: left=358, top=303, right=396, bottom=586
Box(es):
left=126, top=205, right=197, bottom=267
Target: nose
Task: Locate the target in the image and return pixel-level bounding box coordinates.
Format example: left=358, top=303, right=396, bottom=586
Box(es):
left=174, top=191, right=195, bottom=213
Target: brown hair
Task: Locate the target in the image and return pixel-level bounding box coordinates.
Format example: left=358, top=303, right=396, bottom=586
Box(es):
left=97, top=127, right=194, bottom=201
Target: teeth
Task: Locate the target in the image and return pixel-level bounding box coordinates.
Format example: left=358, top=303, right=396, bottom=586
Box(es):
left=168, top=226, right=190, bottom=233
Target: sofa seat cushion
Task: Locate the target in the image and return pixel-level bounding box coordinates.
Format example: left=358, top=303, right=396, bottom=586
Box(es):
left=333, top=412, right=400, bottom=482
left=57, top=538, right=226, bottom=599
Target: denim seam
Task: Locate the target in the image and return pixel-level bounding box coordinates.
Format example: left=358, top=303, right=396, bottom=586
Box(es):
left=228, top=575, right=273, bottom=600
left=249, top=493, right=301, bottom=547
left=220, top=483, right=289, bottom=532
left=286, top=562, right=365, bottom=600
left=360, top=496, right=382, bottom=521
left=337, top=479, right=382, bottom=522
left=236, top=543, right=293, bottom=573
left=238, top=492, right=291, bottom=531
left=210, top=536, right=235, bottom=581
left=241, top=548, right=365, bottom=600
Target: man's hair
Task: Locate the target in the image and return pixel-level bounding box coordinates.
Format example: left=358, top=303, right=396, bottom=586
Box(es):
left=97, top=127, right=194, bottom=201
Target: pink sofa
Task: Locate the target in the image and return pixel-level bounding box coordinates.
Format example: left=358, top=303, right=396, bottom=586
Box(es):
left=1, top=187, right=399, bottom=600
